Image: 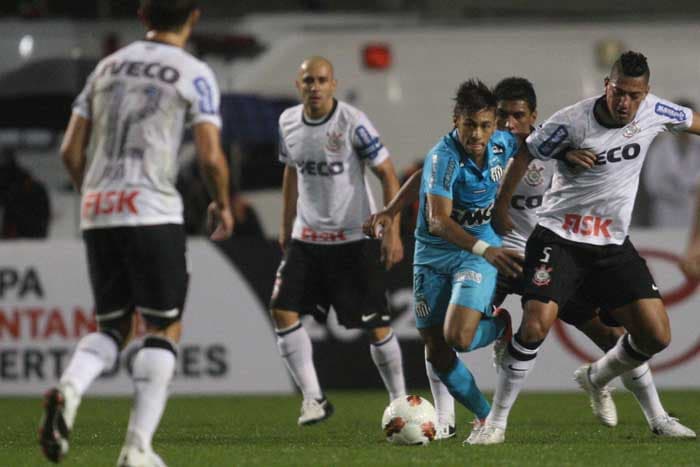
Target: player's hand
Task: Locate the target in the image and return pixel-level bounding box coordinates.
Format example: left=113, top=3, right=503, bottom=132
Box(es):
left=380, top=229, right=404, bottom=270
left=565, top=149, right=597, bottom=173
left=207, top=202, right=234, bottom=241
left=363, top=210, right=394, bottom=238
left=484, top=247, right=523, bottom=278
left=492, top=199, right=514, bottom=235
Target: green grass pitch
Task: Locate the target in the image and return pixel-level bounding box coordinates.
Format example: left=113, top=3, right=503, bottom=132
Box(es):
left=2, top=390, right=698, bottom=466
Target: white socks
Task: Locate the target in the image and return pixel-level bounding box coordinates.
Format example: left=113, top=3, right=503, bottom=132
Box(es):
left=276, top=323, right=323, bottom=401
left=370, top=332, right=406, bottom=401
left=620, top=363, right=665, bottom=424
left=590, top=334, right=649, bottom=388
left=60, top=332, right=119, bottom=396
left=425, top=355, right=455, bottom=427
left=125, top=337, right=176, bottom=451
left=486, top=336, right=540, bottom=429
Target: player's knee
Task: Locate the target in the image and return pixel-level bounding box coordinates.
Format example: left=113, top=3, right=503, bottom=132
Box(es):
left=443, top=328, right=473, bottom=352
left=270, top=308, right=299, bottom=329
left=367, top=326, right=392, bottom=343
left=97, top=312, right=132, bottom=350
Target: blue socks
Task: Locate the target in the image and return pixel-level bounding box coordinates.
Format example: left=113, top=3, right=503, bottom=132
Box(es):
left=436, top=358, right=490, bottom=419
left=465, top=317, right=505, bottom=352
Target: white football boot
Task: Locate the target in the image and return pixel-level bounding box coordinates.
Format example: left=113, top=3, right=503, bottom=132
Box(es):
left=298, top=398, right=334, bottom=426
left=465, top=421, right=506, bottom=445
left=574, top=364, right=618, bottom=427
left=117, top=445, right=167, bottom=467
left=463, top=419, right=485, bottom=445
left=649, top=414, right=697, bottom=438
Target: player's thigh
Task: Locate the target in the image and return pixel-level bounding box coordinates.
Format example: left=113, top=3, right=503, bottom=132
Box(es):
left=270, top=240, right=322, bottom=319
left=443, top=304, right=485, bottom=349
left=83, top=227, right=135, bottom=330
left=588, top=240, right=661, bottom=312
left=327, top=239, right=390, bottom=329
left=448, top=254, right=498, bottom=317
left=522, top=225, right=584, bottom=309
left=123, top=224, right=189, bottom=330
left=413, top=265, right=452, bottom=330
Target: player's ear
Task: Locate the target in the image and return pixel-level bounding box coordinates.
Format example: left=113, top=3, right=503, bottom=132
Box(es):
left=603, top=77, right=610, bottom=89
left=189, top=8, right=201, bottom=25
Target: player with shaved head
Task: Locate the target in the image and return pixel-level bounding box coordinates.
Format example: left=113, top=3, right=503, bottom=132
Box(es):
left=271, top=56, right=407, bottom=425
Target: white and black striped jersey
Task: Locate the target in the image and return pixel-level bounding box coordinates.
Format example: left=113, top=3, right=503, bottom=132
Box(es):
left=278, top=99, right=390, bottom=244
left=502, top=158, right=555, bottom=252
left=73, top=40, right=221, bottom=229
left=526, top=94, right=692, bottom=245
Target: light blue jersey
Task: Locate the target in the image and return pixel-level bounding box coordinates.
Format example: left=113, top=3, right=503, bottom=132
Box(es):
left=413, top=129, right=518, bottom=328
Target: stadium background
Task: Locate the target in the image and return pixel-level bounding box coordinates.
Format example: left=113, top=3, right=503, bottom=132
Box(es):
left=1, top=2, right=699, bottom=465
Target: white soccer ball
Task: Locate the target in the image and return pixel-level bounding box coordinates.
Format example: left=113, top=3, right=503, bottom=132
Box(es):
left=381, top=395, right=437, bottom=445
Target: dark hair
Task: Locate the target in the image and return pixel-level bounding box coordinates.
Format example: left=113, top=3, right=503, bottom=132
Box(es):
left=453, top=79, right=496, bottom=119
left=140, top=0, right=198, bottom=31
left=494, top=77, right=537, bottom=112
left=611, top=51, right=650, bottom=81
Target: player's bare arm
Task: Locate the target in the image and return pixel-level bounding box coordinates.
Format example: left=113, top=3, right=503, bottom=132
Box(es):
left=371, top=158, right=405, bottom=269
left=493, top=146, right=532, bottom=235
left=363, top=168, right=422, bottom=238
left=60, top=113, right=91, bottom=192
left=193, top=122, right=234, bottom=240
left=682, top=110, right=700, bottom=135
left=279, top=165, right=298, bottom=252
left=426, top=193, right=522, bottom=278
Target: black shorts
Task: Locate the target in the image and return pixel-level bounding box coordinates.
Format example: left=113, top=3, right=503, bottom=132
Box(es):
left=270, top=239, right=389, bottom=329
left=522, top=225, right=661, bottom=314
left=83, top=224, right=189, bottom=329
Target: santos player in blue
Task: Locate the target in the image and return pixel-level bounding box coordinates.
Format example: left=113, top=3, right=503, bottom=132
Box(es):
left=411, top=80, right=527, bottom=442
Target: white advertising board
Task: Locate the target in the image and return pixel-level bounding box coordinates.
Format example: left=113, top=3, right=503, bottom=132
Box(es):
left=0, top=239, right=294, bottom=395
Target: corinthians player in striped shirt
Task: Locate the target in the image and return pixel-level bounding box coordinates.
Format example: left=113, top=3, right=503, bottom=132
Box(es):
left=473, top=51, right=700, bottom=444
left=39, top=1, right=234, bottom=465
left=270, top=56, right=406, bottom=425
left=365, top=76, right=694, bottom=441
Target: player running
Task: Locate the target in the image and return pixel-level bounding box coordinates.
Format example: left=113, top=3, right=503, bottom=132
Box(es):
left=366, top=76, right=694, bottom=441
left=38, top=1, right=234, bottom=466
left=270, top=56, right=407, bottom=426
left=398, top=79, right=528, bottom=443
left=474, top=51, right=700, bottom=444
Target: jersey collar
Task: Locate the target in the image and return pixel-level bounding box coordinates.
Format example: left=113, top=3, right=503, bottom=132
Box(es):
left=302, top=99, right=338, bottom=126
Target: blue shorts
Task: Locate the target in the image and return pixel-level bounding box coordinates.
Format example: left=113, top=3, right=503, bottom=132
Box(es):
left=413, top=249, right=497, bottom=329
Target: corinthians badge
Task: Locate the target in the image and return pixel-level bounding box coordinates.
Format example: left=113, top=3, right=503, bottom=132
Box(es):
left=532, top=264, right=553, bottom=287
left=623, top=121, right=641, bottom=138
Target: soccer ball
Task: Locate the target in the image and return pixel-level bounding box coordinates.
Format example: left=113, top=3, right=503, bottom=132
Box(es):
left=381, top=395, right=437, bottom=445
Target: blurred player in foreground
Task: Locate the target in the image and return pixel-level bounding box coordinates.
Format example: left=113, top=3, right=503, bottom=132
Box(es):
left=39, top=1, right=233, bottom=465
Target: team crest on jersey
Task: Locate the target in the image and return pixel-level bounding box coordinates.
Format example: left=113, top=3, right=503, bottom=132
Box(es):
left=622, top=121, right=641, bottom=138
left=532, top=265, right=553, bottom=287
left=490, top=165, right=504, bottom=182
left=524, top=163, right=546, bottom=187
left=492, top=144, right=505, bottom=155
left=325, top=131, right=345, bottom=153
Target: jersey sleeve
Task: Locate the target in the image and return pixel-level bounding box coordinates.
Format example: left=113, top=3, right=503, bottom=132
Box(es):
left=184, top=63, right=222, bottom=128
left=526, top=109, right=576, bottom=161
left=351, top=111, right=389, bottom=166
left=422, top=151, right=460, bottom=200
left=72, top=69, right=98, bottom=120
left=277, top=121, right=293, bottom=166
left=651, top=96, right=693, bottom=133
